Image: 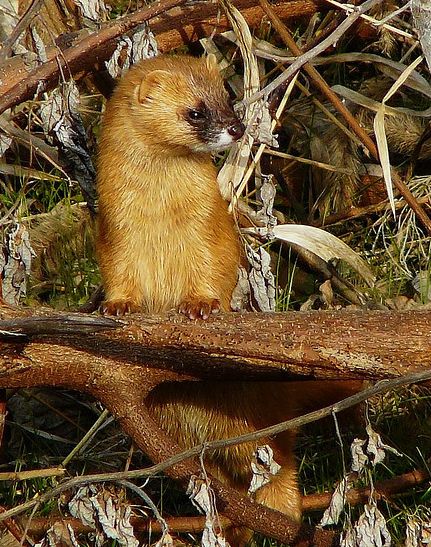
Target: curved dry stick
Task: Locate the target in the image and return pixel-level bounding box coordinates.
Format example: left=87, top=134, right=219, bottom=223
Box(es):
left=303, top=466, right=431, bottom=511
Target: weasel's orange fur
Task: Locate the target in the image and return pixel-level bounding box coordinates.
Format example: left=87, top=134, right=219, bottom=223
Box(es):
left=97, top=54, right=361, bottom=542
left=97, top=54, right=242, bottom=318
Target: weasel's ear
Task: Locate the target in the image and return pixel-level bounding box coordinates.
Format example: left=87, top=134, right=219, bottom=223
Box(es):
left=138, top=70, right=170, bottom=103
left=206, top=53, right=219, bottom=72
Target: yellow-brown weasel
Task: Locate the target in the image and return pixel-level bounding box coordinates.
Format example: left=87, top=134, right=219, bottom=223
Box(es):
left=97, top=54, right=243, bottom=319
left=97, top=53, right=361, bottom=541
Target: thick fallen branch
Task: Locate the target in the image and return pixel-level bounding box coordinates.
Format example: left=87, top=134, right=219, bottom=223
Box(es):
left=1, top=305, right=431, bottom=545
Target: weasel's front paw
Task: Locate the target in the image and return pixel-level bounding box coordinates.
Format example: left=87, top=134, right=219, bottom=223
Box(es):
left=179, top=298, right=220, bottom=320
left=101, top=299, right=140, bottom=316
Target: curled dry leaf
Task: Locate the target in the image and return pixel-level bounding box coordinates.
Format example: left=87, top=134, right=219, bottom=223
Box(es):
left=350, top=425, right=402, bottom=473
left=255, top=175, right=277, bottom=229
left=187, top=475, right=228, bottom=547
left=230, top=266, right=250, bottom=312
left=74, top=0, right=107, bottom=25
left=39, top=81, right=97, bottom=213
left=0, top=132, right=12, bottom=157
left=69, top=484, right=139, bottom=547
left=245, top=245, right=276, bottom=312
left=248, top=445, right=281, bottom=494
left=320, top=473, right=356, bottom=526
left=106, top=37, right=133, bottom=78
left=340, top=525, right=357, bottom=547
left=354, top=502, right=392, bottom=546
left=405, top=516, right=431, bottom=547
left=30, top=27, right=47, bottom=63
left=350, top=438, right=368, bottom=473
left=1, top=223, right=34, bottom=306
left=106, top=24, right=157, bottom=78
left=365, top=424, right=403, bottom=466
left=35, top=521, right=79, bottom=547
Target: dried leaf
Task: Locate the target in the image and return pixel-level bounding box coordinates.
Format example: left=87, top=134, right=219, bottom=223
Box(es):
left=406, top=517, right=431, bottom=546
left=354, top=502, right=391, bottom=546
left=406, top=518, right=421, bottom=547
left=319, top=280, right=334, bottom=308
left=106, top=25, right=157, bottom=78
left=106, top=37, right=132, bottom=78
left=332, top=85, right=431, bottom=118
left=230, top=266, right=250, bottom=312
left=30, top=26, right=47, bottom=63
left=74, top=0, right=107, bottom=24
left=270, top=224, right=375, bottom=286
left=365, top=424, right=403, bottom=466
left=255, top=175, right=277, bottom=229
left=39, top=80, right=97, bottom=213
left=187, top=476, right=228, bottom=547
left=35, top=521, right=79, bottom=547
left=1, top=223, right=34, bottom=305
left=373, top=107, right=394, bottom=214
left=69, top=485, right=97, bottom=528
left=245, top=245, right=276, bottom=312
left=248, top=445, right=281, bottom=494
left=69, top=485, right=139, bottom=547
left=0, top=132, right=12, bottom=156
left=373, top=55, right=425, bottom=216
left=351, top=438, right=368, bottom=473
left=0, top=0, right=18, bottom=41
left=320, top=474, right=355, bottom=526
left=412, top=0, right=431, bottom=73
left=340, top=525, right=357, bottom=547
left=130, top=24, right=158, bottom=64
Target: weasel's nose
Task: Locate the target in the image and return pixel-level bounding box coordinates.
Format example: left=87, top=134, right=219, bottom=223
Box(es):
left=227, top=121, right=245, bottom=140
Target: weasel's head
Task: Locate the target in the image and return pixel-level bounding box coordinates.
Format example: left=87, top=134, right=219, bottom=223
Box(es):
left=129, top=54, right=245, bottom=153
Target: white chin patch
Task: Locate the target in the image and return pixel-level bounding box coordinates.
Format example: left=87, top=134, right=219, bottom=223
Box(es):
left=190, top=130, right=237, bottom=153
left=208, top=129, right=235, bottom=151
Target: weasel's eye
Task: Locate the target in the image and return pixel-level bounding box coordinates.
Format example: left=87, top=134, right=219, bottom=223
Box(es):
left=188, top=109, right=206, bottom=121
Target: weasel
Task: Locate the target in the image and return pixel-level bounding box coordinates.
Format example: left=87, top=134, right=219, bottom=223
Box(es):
left=97, top=54, right=361, bottom=543
left=97, top=54, right=243, bottom=319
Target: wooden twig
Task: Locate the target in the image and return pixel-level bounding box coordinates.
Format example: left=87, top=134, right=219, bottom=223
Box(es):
left=303, top=466, right=431, bottom=511
left=0, top=468, right=65, bottom=482
left=0, top=314, right=119, bottom=336
left=18, top=515, right=232, bottom=539
left=257, top=0, right=431, bottom=236
left=311, top=195, right=430, bottom=228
